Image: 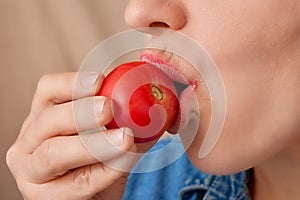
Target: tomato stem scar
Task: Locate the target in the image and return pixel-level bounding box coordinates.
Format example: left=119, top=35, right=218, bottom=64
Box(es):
left=152, top=85, right=163, bottom=101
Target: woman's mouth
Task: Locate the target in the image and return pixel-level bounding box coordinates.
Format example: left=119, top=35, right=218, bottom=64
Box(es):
left=140, top=51, right=199, bottom=133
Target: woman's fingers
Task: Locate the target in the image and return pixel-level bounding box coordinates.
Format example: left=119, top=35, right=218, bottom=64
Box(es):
left=18, top=72, right=105, bottom=144
left=19, top=162, right=131, bottom=200
left=9, top=128, right=134, bottom=184
left=19, top=96, right=113, bottom=153
left=31, top=72, right=103, bottom=113
left=5, top=72, right=142, bottom=200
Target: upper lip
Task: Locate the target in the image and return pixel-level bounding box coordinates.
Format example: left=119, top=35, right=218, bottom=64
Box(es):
left=140, top=50, right=190, bottom=85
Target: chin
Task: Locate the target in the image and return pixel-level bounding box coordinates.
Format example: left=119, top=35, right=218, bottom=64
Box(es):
left=185, top=141, right=255, bottom=175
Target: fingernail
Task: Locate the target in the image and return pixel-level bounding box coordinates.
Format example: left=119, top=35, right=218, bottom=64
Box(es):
left=80, top=72, right=100, bottom=89
left=94, top=96, right=107, bottom=117
left=108, top=128, right=132, bottom=147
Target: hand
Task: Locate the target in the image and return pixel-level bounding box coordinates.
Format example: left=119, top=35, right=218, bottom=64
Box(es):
left=6, top=72, right=136, bottom=200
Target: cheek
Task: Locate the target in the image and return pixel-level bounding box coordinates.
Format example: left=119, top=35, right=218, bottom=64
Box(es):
left=184, top=66, right=283, bottom=174
left=183, top=1, right=277, bottom=70
left=180, top=0, right=299, bottom=174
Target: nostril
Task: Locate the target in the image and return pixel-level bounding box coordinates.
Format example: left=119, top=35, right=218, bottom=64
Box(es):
left=150, top=22, right=170, bottom=28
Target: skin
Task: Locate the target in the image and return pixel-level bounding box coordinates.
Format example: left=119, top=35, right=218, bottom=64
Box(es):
left=6, top=0, right=300, bottom=199
left=6, top=73, right=139, bottom=199
left=125, top=0, right=300, bottom=199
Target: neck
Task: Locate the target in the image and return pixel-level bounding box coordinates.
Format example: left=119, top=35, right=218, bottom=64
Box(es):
left=251, top=144, right=300, bottom=200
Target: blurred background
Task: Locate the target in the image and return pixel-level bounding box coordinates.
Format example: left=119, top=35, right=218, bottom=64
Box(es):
left=0, top=1, right=129, bottom=199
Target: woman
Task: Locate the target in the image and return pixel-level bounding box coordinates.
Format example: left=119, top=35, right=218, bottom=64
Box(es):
left=7, top=0, right=300, bottom=199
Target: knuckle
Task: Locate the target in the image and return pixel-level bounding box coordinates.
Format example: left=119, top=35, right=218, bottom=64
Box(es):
left=12, top=176, right=39, bottom=200
left=16, top=183, right=31, bottom=200
left=72, top=165, right=96, bottom=195
left=17, top=179, right=55, bottom=200
left=36, top=74, right=52, bottom=94
left=19, top=186, right=43, bottom=200
left=33, top=139, right=58, bottom=175
left=6, top=146, right=16, bottom=171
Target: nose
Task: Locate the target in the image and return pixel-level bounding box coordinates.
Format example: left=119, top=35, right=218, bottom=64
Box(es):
left=125, top=0, right=186, bottom=30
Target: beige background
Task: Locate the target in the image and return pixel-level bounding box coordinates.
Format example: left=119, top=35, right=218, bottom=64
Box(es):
left=0, top=1, right=129, bottom=199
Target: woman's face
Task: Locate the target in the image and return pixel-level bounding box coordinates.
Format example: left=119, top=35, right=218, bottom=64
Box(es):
left=125, top=0, right=300, bottom=174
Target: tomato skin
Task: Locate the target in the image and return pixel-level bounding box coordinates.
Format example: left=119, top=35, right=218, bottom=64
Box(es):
left=98, top=61, right=178, bottom=143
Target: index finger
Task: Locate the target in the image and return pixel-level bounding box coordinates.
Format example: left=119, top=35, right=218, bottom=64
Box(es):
left=31, top=72, right=103, bottom=113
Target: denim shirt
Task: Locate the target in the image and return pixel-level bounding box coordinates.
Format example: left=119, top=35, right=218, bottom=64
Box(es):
left=123, top=136, right=251, bottom=200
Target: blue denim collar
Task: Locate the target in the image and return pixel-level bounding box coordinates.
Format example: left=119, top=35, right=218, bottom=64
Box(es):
left=178, top=170, right=251, bottom=200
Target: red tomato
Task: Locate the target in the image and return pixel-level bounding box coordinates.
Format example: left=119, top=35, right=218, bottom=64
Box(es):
left=98, top=61, right=178, bottom=143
